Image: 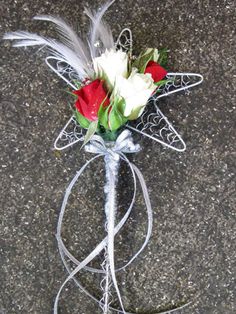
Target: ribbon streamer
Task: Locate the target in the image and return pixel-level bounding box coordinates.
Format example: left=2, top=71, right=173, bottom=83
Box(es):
left=54, top=130, right=191, bottom=314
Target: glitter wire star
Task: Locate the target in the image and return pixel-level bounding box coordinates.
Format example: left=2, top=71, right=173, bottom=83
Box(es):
left=50, top=29, right=203, bottom=152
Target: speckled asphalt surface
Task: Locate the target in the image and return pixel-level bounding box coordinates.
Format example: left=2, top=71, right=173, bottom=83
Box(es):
left=0, top=0, right=235, bottom=313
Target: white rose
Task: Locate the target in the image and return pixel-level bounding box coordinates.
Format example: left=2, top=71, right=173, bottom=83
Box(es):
left=93, top=49, right=128, bottom=87
left=115, top=68, right=156, bottom=119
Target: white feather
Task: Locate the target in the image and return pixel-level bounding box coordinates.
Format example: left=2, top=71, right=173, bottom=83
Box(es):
left=85, top=0, right=115, bottom=58
left=3, top=2, right=116, bottom=79
left=33, top=15, right=90, bottom=65
left=3, top=31, right=89, bottom=79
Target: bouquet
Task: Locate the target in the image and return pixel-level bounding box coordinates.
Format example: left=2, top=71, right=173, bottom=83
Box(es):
left=3, top=0, right=203, bottom=313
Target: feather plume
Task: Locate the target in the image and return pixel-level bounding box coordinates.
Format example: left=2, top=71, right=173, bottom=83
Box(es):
left=85, top=0, right=115, bottom=58
left=3, top=31, right=89, bottom=79
left=3, top=1, right=116, bottom=80
left=33, top=15, right=90, bottom=65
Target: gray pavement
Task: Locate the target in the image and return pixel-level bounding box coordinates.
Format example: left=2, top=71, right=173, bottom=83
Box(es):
left=0, top=0, right=235, bottom=313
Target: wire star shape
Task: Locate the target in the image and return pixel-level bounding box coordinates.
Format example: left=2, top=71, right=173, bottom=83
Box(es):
left=49, top=28, right=203, bottom=152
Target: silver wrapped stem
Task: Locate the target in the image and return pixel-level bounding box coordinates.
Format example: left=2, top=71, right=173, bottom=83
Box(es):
left=100, top=152, right=120, bottom=313
left=101, top=152, right=123, bottom=313
left=100, top=234, right=112, bottom=314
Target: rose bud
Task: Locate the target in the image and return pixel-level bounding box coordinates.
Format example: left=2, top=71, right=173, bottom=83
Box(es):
left=93, top=49, right=128, bottom=88
left=73, top=79, right=110, bottom=121
left=114, top=68, right=156, bottom=120
left=144, top=61, right=167, bottom=83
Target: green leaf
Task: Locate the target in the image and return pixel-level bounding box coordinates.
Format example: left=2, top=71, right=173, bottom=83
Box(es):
left=109, top=109, right=123, bottom=131
left=73, top=81, right=82, bottom=89
left=154, top=79, right=171, bottom=85
left=116, top=98, right=126, bottom=115
left=98, top=96, right=127, bottom=132
left=133, top=48, right=160, bottom=73
left=98, top=104, right=110, bottom=129
left=74, top=110, right=91, bottom=129
left=158, top=48, right=168, bottom=67
left=102, top=129, right=119, bottom=141
left=97, top=93, right=111, bottom=130
left=143, top=48, right=160, bottom=62
left=154, top=79, right=174, bottom=94
left=64, top=90, right=78, bottom=98
left=83, top=120, right=98, bottom=146
left=152, top=48, right=159, bottom=62
left=133, top=49, right=154, bottom=73
left=67, top=101, right=75, bottom=113
left=109, top=98, right=127, bottom=131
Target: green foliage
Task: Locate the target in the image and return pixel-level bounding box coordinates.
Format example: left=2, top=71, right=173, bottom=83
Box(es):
left=98, top=97, right=127, bottom=132
left=154, top=79, right=173, bottom=93
left=158, top=48, right=168, bottom=67
left=133, top=47, right=168, bottom=71
left=74, top=110, right=91, bottom=129
left=83, top=120, right=98, bottom=146
left=109, top=98, right=127, bottom=131
left=73, top=81, right=82, bottom=89
left=100, top=129, right=119, bottom=141
left=133, top=49, right=153, bottom=73
left=98, top=103, right=110, bottom=129
left=65, top=89, right=78, bottom=98
left=109, top=108, right=123, bottom=131
left=97, top=93, right=112, bottom=129
left=133, top=48, right=159, bottom=73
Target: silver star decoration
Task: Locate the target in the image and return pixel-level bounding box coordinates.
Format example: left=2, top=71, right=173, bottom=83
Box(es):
left=48, top=29, right=203, bottom=152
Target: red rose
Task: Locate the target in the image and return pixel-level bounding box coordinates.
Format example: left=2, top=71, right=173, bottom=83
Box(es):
left=73, top=79, right=110, bottom=121
left=144, top=61, right=167, bottom=82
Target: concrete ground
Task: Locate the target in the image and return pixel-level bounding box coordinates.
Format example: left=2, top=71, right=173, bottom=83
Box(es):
left=0, top=0, right=235, bottom=313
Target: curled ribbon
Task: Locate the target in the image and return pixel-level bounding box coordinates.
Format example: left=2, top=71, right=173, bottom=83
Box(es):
left=54, top=130, right=191, bottom=314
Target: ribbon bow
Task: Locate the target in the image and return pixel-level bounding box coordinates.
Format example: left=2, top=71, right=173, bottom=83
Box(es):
left=54, top=130, right=153, bottom=314
left=85, top=129, right=141, bottom=158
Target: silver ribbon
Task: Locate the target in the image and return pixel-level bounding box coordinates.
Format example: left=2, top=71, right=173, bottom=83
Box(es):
left=54, top=130, right=191, bottom=314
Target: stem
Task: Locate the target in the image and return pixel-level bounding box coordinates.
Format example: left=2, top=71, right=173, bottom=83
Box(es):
left=100, top=153, right=120, bottom=314
left=100, top=222, right=112, bottom=314
left=103, top=246, right=111, bottom=314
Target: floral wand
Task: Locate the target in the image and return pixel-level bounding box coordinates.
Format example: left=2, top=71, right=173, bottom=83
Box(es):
left=3, top=0, right=203, bottom=313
